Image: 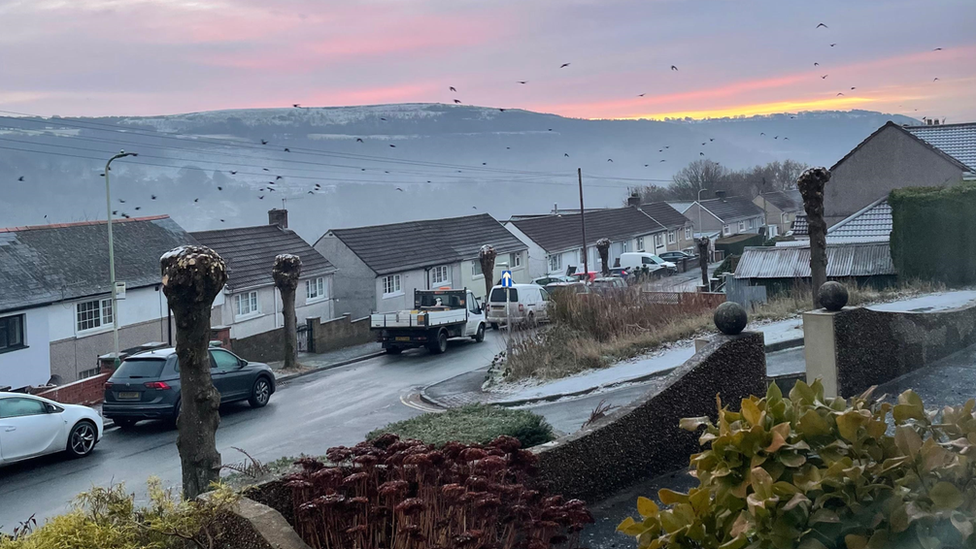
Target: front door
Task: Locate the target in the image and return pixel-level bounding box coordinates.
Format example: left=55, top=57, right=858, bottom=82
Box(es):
left=210, top=349, right=249, bottom=400
left=0, top=398, right=64, bottom=462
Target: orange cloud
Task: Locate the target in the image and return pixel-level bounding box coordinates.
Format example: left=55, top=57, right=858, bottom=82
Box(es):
left=623, top=96, right=877, bottom=120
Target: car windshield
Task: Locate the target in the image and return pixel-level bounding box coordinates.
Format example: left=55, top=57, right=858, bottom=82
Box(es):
left=113, top=357, right=169, bottom=379
left=649, top=255, right=665, bottom=264
left=489, top=288, right=518, bottom=302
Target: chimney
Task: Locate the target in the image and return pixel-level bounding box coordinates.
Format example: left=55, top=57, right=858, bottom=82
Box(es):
left=268, top=208, right=288, bottom=229
left=715, top=190, right=727, bottom=202
left=627, top=193, right=641, bottom=207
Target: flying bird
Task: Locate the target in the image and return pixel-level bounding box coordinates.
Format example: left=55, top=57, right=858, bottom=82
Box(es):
left=119, top=199, right=125, bottom=203
left=664, top=146, right=670, bottom=149
left=472, top=206, right=477, bottom=209
left=389, top=144, right=396, bottom=148
left=709, top=138, right=714, bottom=141
left=814, top=62, right=820, bottom=66
left=548, top=128, right=552, bottom=131
left=220, top=219, right=225, bottom=223
left=276, top=175, right=283, bottom=180
left=638, top=93, right=646, bottom=97
left=151, top=195, right=157, bottom=200
left=194, top=198, right=199, bottom=202
left=449, top=86, right=457, bottom=92
left=134, top=206, right=141, bottom=211
left=499, top=108, right=506, bottom=112
left=934, top=77, right=940, bottom=81
left=267, top=187, right=276, bottom=192
left=702, top=142, right=707, bottom=146
left=658, top=149, right=663, bottom=152
left=356, top=138, right=364, bottom=143
left=784, top=137, right=790, bottom=140
left=774, top=135, right=780, bottom=139
left=607, top=158, right=613, bottom=162
left=760, top=132, right=766, bottom=136
left=851, top=87, right=856, bottom=90
left=816, top=23, right=828, bottom=28
left=284, top=148, right=290, bottom=152
left=933, top=47, right=943, bottom=51
left=293, top=104, right=300, bottom=108
left=229, top=170, right=237, bottom=175
left=670, top=65, right=678, bottom=71
left=258, top=195, right=265, bottom=200
left=560, top=63, right=571, bottom=68
left=482, top=163, right=487, bottom=166
left=263, top=168, right=270, bottom=171
left=830, top=43, right=837, bottom=47
left=17, top=176, right=24, bottom=181
left=506, top=146, right=510, bottom=149
left=395, top=187, right=404, bottom=192
left=453, top=99, right=461, bottom=104
left=660, top=159, right=666, bottom=162
left=112, top=210, right=117, bottom=215
left=308, top=190, right=314, bottom=194
left=217, top=186, right=223, bottom=191
left=261, top=139, right=268, bottom=145
left=564, top=153, right=570, bottom=157
left=837, top=91, right=845, bottom=96
left=700, top=152, right=705, bottom=156
left=821, top=74, right=828, bottom=79
left=122, top=214, right=130, bottom=219
left=644, top=164, right=649, bottom=167
left=380, top=117, right=387, bottom=121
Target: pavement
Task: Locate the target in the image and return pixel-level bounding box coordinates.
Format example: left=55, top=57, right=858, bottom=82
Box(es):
left=269, top=341, right=385, bottom=381
left=642, top=262, right=721, bottom=292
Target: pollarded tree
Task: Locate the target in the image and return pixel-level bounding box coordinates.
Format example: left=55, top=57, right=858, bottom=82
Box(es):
left=696, top=236, right=711, bottom=290
left=797, top=167, right=831, bottom=308
left=479, top=244, right=496, bottom=301
left=596, top=238, right=612, bottom=276
left=273, top=254, right=302, bottom=371
left=160, top=245, right=227, bottom=499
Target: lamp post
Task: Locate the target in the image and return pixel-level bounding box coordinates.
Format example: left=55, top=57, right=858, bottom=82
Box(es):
left=105, top=150, right=138, bottom=365
left=696, top=187, right=709, bottom=237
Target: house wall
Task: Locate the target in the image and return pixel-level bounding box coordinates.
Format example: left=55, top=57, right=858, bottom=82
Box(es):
left=373, top=268, right=429, bottom=313
left=674, top=223, right=696, bottom=252
left=0, top=308, right=51, bottom=390
left=461, top=251, right=529, bottom=303
left=684, top=203, right=723, bottom=234
left=753, top=197, right=795, bottom=236
left=824, top=124, right=965, bottom=227
left=314, top=234, right=377, bottom=319
left=504, top=223, right=551, bottom=279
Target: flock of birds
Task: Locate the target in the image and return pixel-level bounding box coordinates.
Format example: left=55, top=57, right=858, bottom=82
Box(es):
left=13, top=22, right=949, bottom=226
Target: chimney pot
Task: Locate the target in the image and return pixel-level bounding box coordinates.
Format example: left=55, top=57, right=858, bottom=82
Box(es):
left=627, top=193, right=641, bottom=207
left=268, top=208, right=288, bottom=228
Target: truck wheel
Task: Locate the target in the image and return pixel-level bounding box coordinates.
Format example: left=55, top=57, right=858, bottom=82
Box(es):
left=386, top=346, right=403, bottom=355
left=473, top=324, right=485, bottom=342
left=428, top=330, right=448, bottom=354
left=491, top=322, right=499, bottom=331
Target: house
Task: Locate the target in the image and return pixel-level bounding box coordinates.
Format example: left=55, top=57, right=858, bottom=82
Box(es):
left=0, top=216, right=196, bottom=390
left=754, top=190, right=804, bottom=237
left=191, top=209, right=336, bottom=342
left=733, top=241, right=896, bottom=294
left=823, top=120, right=975, bottom=227
left=683, top=196, right=766, bottom=238
left=792, top=197, right=892, bottom=244
left=314, top=214, right=528, bottom=318
left=505, top=206, right=670, bottom=278
left=636, top=200, right=697, bottom=253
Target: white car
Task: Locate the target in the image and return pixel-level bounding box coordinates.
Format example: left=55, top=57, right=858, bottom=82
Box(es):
left=0, top=392, right=103, bottom=465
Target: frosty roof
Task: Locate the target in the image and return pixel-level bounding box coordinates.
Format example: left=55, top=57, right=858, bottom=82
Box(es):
left=826, top=198, right=892, bottom=242
left=759, top=190, right=804, bottom=212
left=509, top=207, right=666, bottom=254
left=904, top=122, right=976, bottom=172
left=638, top=202, right=692, bottom=229
left=698, top=196, right=766, bottom=222
left=191, top=224, right=335, bottom=292
left=734, top=241, right=894, bottom=279
left=0, top=216, right=196, bottom=313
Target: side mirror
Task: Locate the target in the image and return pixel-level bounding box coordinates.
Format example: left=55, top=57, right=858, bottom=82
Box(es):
left=239, top=360, right=248, bottom=368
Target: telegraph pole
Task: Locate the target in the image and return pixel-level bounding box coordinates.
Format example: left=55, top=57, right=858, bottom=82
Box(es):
left=578, top=168, right=588, bottom=275
left=105, top=150, right=138, bottom=366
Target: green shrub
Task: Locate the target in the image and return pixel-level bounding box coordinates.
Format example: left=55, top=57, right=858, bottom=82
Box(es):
left=367, top=404, right=554, bottom=448
left=0, top=479, right=238, bottom=549
left=713, top=254, right=741, bottom=278
left=618, top=381, right=976, bottom=549
left=890, top=183, right=976, bottom=285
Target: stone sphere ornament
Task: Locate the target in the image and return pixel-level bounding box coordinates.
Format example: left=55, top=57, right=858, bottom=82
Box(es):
left=713, top=301, right=748, bottom=335
left=818, top=281, right=849, bottom=312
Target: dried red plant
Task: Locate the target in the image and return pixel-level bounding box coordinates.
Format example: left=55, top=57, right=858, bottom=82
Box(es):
left=284, top=435, right=593, bottom=549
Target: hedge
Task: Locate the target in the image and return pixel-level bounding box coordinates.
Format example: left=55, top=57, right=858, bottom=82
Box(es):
left=367, top=404, right=554, bottom=448
left=890, top=183, right=976, bottom=285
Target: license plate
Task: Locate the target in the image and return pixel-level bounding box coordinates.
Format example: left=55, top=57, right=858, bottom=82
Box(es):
left=117, top=391, right=140, bottom=399
left=395, top=337, right=411, bottom=342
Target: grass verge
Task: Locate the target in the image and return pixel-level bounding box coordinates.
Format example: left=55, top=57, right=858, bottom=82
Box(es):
left=367, top=404, right=554, bottom=448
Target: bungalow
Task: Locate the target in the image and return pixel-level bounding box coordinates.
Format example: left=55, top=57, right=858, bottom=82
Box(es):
left=191, top=209, right=337, bottom=341
left=754, top=190, right=803, bottom=237
left=505, top=206, right=670, bottom=278
left=683, top=196, right=766, bottom=238
left=0, top=215, right=195, bottom=390
left=635, top=200, right=697, bottom=253
left=314, top=214, right=528, bottom=318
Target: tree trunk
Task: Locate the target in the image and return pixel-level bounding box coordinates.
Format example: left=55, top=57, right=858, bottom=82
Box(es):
left=161, top=245, right=228, bottom=499
left=696, top=237, right=711, bottom=290
left=797, top=167, right=832, bottom=308
left=479, top=245, right=496, bottom=302
left=596, top=238, right=611, bottom=276
left=273, top=254, right=303, bottom=370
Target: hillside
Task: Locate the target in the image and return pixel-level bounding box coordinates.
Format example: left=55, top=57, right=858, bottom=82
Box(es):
left=0, top=104, right=917, bottom=241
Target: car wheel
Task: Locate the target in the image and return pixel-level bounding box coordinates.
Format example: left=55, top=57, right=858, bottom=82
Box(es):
left=248, top=377, right=272, bottom=408
left=473, top=323, right=486, bottom=342
left=385, top=346, right=403, bottom=355
left=114, top=418, right=138, bottom=430
left=428, top=330, right=448, bottom=354
left=66, top=420, right=97, bottom=458
left=490, top=322, right=499, bottom=331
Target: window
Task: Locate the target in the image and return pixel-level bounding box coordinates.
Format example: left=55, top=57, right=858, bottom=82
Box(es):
left=382, top=275, right=401, bottom=296
left=235, top=291, right=259, bottom=317
left=0, top=397, right=48, bottom=418
left=636, top=236, right=644, bottom=251
left=211, top=349, right=241, bottom=372
left=547, top=254, right=562, bottom=273
left=509, top=252, right=522, bottom=268
left=685, top=227, right=692, bottom=240
left=782, top=212, right=789, bottom=223
left=723, top=224, right=731, bottom=236
left=306, top=277, right=327, bottom=302
left=471, top=261, right=483, bottom=277
left=748, top=218, right=755, bottom=229
left=622, top=241, right=629, bottom=252
left=738, top=221, right=746, bottom=232
left=667, top=231, right=676, bottom=244
left=577, top=248, right=585, bottom=264
left=76, top=298, right=113, bottom=332
left=490, top=287, right=519, bottom=302
left=431, top=265, right=450, bottom=285
left=0, top=314, right=25, bottom=353
left=654, top=234, right=663, bottom=247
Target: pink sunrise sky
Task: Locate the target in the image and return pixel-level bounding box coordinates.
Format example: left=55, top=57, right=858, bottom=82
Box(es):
left=0, top=0, right=973, bottom=121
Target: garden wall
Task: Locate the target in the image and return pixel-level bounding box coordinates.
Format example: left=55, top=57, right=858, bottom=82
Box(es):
left=308, top=314, right=372, bottom=352
left=231, top=328, right=285, bottom=364
left=533, top=331, right=767, bottom=502
left=35, top=372, right=110, bottom=405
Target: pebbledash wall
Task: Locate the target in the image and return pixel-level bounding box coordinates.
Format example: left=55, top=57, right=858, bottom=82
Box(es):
left=805, top=301, right=976, bottom=397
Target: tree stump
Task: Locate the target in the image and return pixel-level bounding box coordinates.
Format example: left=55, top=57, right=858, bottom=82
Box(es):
left=273, top=254, right=303, bottom=371
left=596, top=238, right=611, bottom=276
left=696, top=236, right=711, bottom=290
left=161, top=245, right=227, bottom=499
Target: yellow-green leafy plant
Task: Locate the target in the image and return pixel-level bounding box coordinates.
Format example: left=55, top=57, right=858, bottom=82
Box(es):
left=618, top=380, right=976, bottom=549
left=0, top=478, right=239, bottom=549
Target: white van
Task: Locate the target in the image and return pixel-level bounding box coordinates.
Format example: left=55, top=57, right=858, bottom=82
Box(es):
left=485, top=283, right=551, bottom=328
left=618, top=252, right=677, bottom=275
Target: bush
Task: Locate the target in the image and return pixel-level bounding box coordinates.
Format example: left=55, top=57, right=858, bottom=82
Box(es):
left=368, top=404, right=554, bottom=448
left=618, top=380, right=976, bottom=549
left=0, top=479, right=238, bottom=549
left=284, top=434, right=592, bottom=549
left=890, top=183, right=976, bottom=285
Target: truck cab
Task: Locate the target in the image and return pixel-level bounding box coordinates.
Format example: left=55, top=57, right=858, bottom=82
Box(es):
left=370, top=289, right=486, bottom=355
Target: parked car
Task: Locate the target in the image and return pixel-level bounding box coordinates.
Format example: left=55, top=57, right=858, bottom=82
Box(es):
left=571, top=271, right=600, bottom=283
left=532, top=275, right=574, bottom=286
left=371, top=289, right=486, bottom=355
left=0, top=392, right=103, bottom=464
left=591, top=277, right=629, bottom=293
left=658, top=251, right=696, bottom=264
left=609, top=267, right=632, bottom=280
left=486, top=283, right=552, bottom=328
left=102, top=347, right=276, bottom=429
left=545, top=281, right=592, bottom=295
left=618, top=252, right=677, bottom=276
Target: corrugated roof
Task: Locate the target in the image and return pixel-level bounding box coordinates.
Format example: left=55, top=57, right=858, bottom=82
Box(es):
left=759, top=190, right=803, bottom=212
left=191, top=224, right=335, bottom=291
left=324, top=214, right=526, bottom=275
left=638, top=202, right=691, bottom=229
left=905, top=122, right=976, bottom=172
left=0, top=216, right=196, bottom=313
left=827, top=198, right=892, bottom=241
left=698, top=196, right=765, bottom=222
left=734, top=242, right=895, bottom=279
left=510, top=207, right=665, bottom=254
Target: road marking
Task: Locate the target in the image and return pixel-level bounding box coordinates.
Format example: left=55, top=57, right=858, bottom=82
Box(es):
left=400, top=392, right=444, bottom=413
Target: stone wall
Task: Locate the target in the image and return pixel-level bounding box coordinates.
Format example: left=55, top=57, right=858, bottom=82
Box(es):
left=534, top=331, right=767, bottom=502
left=832, top=305, right=976, bottom=396
left=231, top=327, right=285, bottom=364
left=309, top=314, right=372, bottom=353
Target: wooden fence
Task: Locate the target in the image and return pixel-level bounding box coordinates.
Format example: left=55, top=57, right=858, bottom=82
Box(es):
left=642, top=291, right=726, bottom=312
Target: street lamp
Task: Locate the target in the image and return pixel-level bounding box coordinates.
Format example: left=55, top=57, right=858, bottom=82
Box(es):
left=696, top=187, right=709, bottom=237
left=105, top=150, right=138, bottom=366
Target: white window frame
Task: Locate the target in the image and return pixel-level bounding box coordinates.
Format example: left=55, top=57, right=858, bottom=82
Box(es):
left=667, top=231, right=676, bottom=244
left=738, top=220, right=746, bottom=232
left=748, top=218, right=755, bottom=229
left=685, top=227, right=692, bottom=240
left=654, top=233, right=663, bottom=247
left=723, top=224, right=731, bottom=236
left=509, top=252, right=522, bottom=268
left=547, top=254, right=562, bottom=273
left=431, top=265, right=450, bottom=285
left=306, top=277, right=327, bottom=303
left=471, top=261, right=483, bottom=278
left=234, top=291, right=260, bottom=318
left=76, top=297, right=114, bottom=333
left=382, top=275, right=402, bottom=298
left=636, top=236, right=644, bottom=251
left=0, top=313, right=26, bottom=352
